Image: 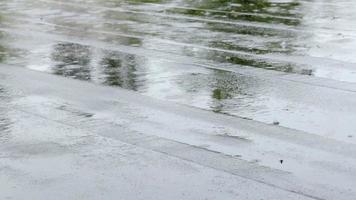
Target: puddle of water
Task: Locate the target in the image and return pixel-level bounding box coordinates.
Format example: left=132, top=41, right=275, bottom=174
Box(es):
left=0, top=86, right=13, bottom=141
left=1, top=0, right=356, bottom=140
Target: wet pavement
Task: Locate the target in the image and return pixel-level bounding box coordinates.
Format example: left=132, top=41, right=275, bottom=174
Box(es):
left=1, top=65, right=356, bottom=199
left=1, top=0, right=356, bottom=142
left=1, top=1, right=356, bottom=199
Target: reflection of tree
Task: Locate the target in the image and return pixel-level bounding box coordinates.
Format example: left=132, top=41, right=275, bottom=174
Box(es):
left=106, top=0, right=302, bottom=63
left=0, top=14, right=6, bottom=63
left=180, top=0, right=301, bottom=18
left=99, top=52, right=140, bottom=91
left=208, top=71, right=255, bottom=113
left=0, top=40, right=6, bottom=63
left=177, top=69, right=251, bottom=111
left=166, top=0, right=301, bottom=25
left=203, top=72, right=241, bottom=99
left=51, top=43, right=92, bottom=80
left=0, top=87, right=12, bottom=141
left=176, top=0, right=303, bottom=73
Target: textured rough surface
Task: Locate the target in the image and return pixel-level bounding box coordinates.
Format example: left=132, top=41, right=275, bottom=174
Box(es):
left=1, top=0, right=356, bottom=140
left=1, top=65, right=356, bottom=200
left=1, top=0, right=356, bottom=199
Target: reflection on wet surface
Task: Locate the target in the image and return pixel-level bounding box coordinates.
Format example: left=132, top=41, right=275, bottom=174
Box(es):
left=1, top=0, right=356, bottom=136
left=51, top=43, right=92, bottom=80
left=0, top=86, right=12, bottom=141
left=99, top=52, right=142, bottom=90
left=0, top=29, right=6, bottom=63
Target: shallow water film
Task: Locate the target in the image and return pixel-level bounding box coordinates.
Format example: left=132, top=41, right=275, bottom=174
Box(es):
left=1, top=0, right=356, bottom=140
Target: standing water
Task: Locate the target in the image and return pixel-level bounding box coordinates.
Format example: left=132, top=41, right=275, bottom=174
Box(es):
left=1, top=0, right=356, bottom=142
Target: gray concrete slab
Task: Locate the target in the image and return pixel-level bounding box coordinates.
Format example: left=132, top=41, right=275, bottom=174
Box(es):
left=1, top=65, right=356, bottom=200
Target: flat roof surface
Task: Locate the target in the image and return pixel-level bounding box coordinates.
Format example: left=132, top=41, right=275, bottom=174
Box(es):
left=1, top=0, right=356, bottom=199
left=1, top=65, right=356, bottom=199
